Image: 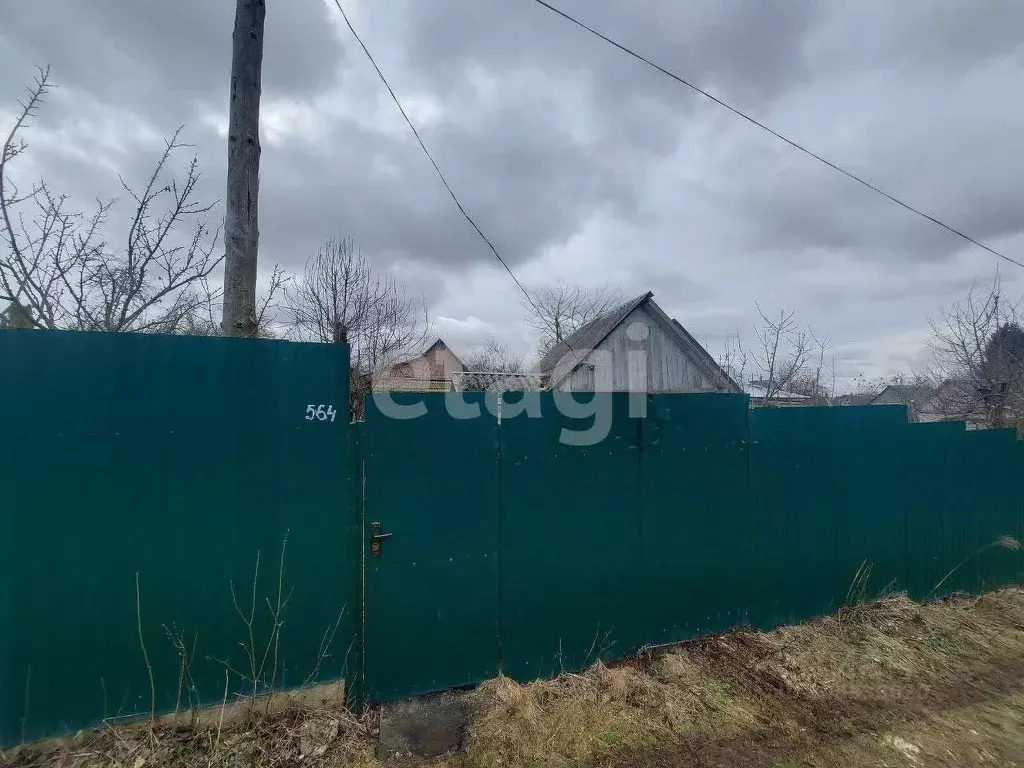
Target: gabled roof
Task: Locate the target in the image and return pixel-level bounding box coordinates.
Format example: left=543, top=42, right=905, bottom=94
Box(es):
left=538, top=291, right=740, bottom=392
left=423, top=337, right=465, bottom=369
left=870, top=383, right=934, bottom=405
left=538, top=292, right=652, bottom=377
left=388, top=337, right=465, bottom=371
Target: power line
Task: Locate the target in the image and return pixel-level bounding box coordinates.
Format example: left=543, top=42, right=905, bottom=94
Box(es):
left=330, top=0, right=593, bottom=372
left=530, top=0, right=1024, bottom=271
left=328, top=0, right=549, bottom=319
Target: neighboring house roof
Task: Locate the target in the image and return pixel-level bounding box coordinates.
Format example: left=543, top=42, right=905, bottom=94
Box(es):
left=421, top=338, right=465, bottom=371
left=870, top=384, right=935, bottom=405
left=745, top=383, right=810, bottom=402
left=537, top=291, right=740, bottom=392
left=924, top=379, right=988, bottom=420
left=835, top=393, right=876, bottom=406
left=387, top=337, right=465, bottom=372
left=538, top=292, right=650, bottom=377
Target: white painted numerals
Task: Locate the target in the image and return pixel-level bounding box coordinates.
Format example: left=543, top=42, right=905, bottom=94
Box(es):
left=305, top=404, right=338, bottom=423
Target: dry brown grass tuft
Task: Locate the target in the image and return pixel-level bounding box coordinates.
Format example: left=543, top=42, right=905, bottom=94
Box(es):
left=5, top=703, right=377, bottom=768
left=463, top=669, right=665, bottom=767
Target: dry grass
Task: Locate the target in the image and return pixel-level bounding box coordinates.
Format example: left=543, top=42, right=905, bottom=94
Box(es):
left=4, top=705, right=377, bottom=768
left=8, top=588, right=1024, bottom=768
left=450, top=588, right=1024, bottom=768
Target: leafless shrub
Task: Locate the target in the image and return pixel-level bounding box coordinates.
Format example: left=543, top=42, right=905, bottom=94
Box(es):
left=214, top=534, right=294, bottom=711
left=163, top=625, right=200, bottom=720
left=134, top=573, right=157, bottom=722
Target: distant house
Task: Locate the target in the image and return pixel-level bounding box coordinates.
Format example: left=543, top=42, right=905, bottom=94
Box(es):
left=745, top=380, right=811, bottom=408
left=870, top=380, right=993, bottom=427
left=871, top=383, right=935, bottom=421
left=918, top=379, right=989, bottom=428
left=834, top=393, right=876, bottom=407
left=374, top=338, right=464, bottom=392
left=537, top=292, right=739, bottom=393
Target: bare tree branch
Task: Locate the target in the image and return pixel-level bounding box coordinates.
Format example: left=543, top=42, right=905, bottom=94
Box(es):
left=752, top=304, right=813, bottom=405
left=926, top=271, right=1024, bottom=429
left=282, top=236, right=430, bottom=417
left=1, top=69, right=223, bottom=333
left=718, top=330, right=749, bottom=391
left=788, top=331, right=833, bottom=404
left=464, top=339, right=525, bottom=374
left=254, top=263, right=288, bottom=337
left=524, top=279, right=622, bottom=357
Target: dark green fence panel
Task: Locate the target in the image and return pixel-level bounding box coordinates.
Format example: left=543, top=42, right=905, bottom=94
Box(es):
left=362, top=393, right=499, bottom=701
left=1017, top=442, right=1024, bottom=584
left=967, top=429, right=1021, bottom=592
left=747, top=406, right=910, bottom=629
left=359, top=395, right=1020, bottom=703
left=0, top=331, right=355, bottom=747
left=830, top=408, right=909, bottom=600
left=640, top=394, right=751, bottom=645
left=748, top=407, right=843, bottom=629
left=499, top=393, right=642, bottom=681
left=904, top=421, right=967, bottom=600
left=950, top=431, right=986, bottom=595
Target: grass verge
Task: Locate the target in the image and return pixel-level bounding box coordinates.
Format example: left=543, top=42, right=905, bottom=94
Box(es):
left=7, top=588, right=1024, bottom=768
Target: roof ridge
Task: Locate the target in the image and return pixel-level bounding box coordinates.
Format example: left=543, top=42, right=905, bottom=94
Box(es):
left=538, top=291, right=652, bottom=375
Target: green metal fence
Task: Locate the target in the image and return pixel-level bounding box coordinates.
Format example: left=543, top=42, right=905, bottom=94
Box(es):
left=0, top=331, right=358, bottom=746
left=3, top=348, right=1023, bottom=747
left=361, top=392, right=1024, bottom=703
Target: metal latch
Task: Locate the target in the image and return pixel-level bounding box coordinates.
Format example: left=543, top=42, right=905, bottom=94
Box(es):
left=370, top=522, right=392, bottom=557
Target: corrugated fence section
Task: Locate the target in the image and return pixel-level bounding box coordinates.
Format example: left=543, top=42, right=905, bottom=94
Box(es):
left=3, top=346, right=1022, bottom=746
left=0, top=331, right=358, bottom=747
left=361, top=392, right=1024, bottom=703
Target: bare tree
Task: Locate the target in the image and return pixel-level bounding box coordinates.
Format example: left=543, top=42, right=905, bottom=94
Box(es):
left=282, top=236, right=429, bottom=417
left=524, top=279, right=622, bottom=356
left=718, top=330, right=750, bottom=391
left=788, top=332, right=834, bottom=404
left=464, top=339, right=526, bottom=374
left=927, top=272, right=1024, bottom=429
left=752, top=305, right=813, bottom=405
left=166, top=266, right=286, bottom=339
left=221, top=0, right=266, bottom=337
left=284, top=238, right=369, bottom=345
left=456, top=339, right=545, bottom=392
left=1, top=68, right=223, bottom=332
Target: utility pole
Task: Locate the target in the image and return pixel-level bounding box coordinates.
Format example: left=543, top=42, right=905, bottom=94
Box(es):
left=221, top=0, right=266, bottom=337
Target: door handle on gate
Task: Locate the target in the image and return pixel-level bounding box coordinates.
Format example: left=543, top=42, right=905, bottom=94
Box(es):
left=371, top=522, right=392, bottom=557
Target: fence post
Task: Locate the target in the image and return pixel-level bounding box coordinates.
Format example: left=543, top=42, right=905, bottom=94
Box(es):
left=346, top=420, right=366, bottom=715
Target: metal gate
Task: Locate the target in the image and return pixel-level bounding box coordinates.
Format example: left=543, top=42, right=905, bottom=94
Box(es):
left=361, top=393, right=500, bottom=701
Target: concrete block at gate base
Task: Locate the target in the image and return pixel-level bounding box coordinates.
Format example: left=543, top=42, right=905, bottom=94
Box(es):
left=378, top=691, right=470, bottom=759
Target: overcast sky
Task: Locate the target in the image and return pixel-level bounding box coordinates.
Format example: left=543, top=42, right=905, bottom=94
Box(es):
left=2, top=0, right=1023, bottom=387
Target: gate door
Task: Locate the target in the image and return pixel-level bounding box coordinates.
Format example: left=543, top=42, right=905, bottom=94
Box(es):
left=362, top=393, right=499, bottom=701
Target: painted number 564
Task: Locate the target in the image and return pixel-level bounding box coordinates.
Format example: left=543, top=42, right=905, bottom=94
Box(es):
left=305, top=404, right=337, bottom=423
